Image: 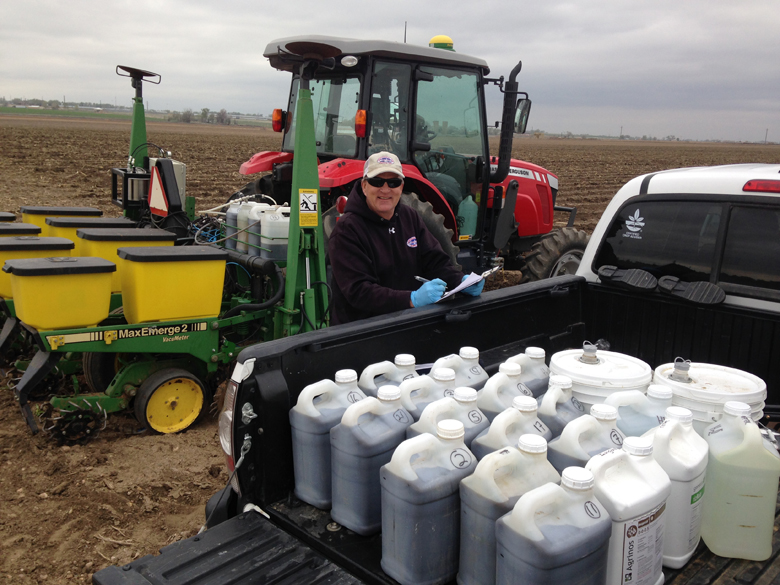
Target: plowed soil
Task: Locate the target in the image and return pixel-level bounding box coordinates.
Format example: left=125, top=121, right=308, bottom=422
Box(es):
left=1, top=114, right=778, bottom=584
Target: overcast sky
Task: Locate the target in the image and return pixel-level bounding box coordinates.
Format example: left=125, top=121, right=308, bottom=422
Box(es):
left=2, top=0, right=779, bottom=142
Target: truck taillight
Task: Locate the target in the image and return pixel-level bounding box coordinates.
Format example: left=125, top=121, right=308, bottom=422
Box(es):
left=272, top=109, right=287, bottom=132
left=743, top=179, right=780, bottom=193
left=219, top=359, right=255, bottom=495
left=355, top=110, right=367, bottom=137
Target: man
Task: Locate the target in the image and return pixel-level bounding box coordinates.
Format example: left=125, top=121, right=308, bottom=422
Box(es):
left=329, top=151, right=484, bottom=325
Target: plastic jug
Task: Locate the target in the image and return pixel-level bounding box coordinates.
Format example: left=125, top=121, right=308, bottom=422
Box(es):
left=505, top=346, right=550, bottom=398
left=246, top=203, right=273, bottom=256
left=457, top=195, right=478, bottom=238
left=431, top=346, right=489, bottom=390
left=224, top=202, right=240, bottom=250
left=700, top=401, right=780, bottom=561
left=260, top=206, right=290, bottom=261
left=478, top=362, right=533, bottom=422
left=381, top=419, right=477, bottom=585
left=536, top=375, right=586, bottom=438
left=604, top=385, right=673, bottom=437
left=459, top=434, right=561, bottom=585
left=547, top=404, right=626, bottom=473
left=586, top=436, right=671, bottom=585
left=235, top=201, right=259, bottom=252
left=288, top=369, right=366, bottom=509
left=643, top=406, right=708, bottom=568
left=399, top=367, right=456, bottom=420
left=358, top=353, right=418, bottom=396
left=495, top=467, right=612, bottom=585
left=471, top=395, right=552, bottom=460
left=330, top=386, right=413, bottom=535
left=407, top=387, right=489, bottom=448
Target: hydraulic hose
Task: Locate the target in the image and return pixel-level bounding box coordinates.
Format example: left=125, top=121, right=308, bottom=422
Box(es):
left=212, top=246, right=286, bottom=318
left=489, top=60, right=523, bottom=184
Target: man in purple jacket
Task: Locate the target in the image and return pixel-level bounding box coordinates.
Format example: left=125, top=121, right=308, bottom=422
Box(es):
left=328, top=152, right=484, bottom=324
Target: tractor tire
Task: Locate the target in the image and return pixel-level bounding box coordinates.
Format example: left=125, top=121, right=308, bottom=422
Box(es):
left=525, top=227, right=589, bottom=281
left=83, top=352, right=122, bottom=393
left=134, top=368, right=210, bottom=434
left=400, top=192, right=461, bottom=270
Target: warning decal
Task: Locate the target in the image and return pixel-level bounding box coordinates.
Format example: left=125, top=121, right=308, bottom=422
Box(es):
left=299, top=189, right=319, bottom=227
left=148, top=166, right=169, bottom=217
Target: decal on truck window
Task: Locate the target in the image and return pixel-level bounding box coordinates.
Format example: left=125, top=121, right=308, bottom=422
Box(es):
left=623, top=209, right=645, bottom=240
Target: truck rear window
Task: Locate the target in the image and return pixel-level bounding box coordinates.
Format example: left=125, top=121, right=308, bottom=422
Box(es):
left=720, top=206, right=780, bottom=291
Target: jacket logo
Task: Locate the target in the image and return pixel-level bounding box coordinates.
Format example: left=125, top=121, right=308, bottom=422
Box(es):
left=407, top=237, right=418, bottom=248
left=389, top=227, right=396, bottom=234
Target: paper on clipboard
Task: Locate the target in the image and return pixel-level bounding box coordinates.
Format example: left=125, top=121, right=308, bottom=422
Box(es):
left=437, top=266, right=501, bottom=302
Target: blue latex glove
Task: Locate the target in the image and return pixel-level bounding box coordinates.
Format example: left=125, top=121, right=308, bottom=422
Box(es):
left=461, top=274, right=485, bottom=296
left=411, top=278, right=447, bottom=307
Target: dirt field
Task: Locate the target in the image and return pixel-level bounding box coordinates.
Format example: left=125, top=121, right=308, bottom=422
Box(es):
left=1, top=114, right=778, bottom=584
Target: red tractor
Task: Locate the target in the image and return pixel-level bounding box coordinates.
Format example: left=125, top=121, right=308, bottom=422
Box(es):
left=237, top=35, right=587, bottom=277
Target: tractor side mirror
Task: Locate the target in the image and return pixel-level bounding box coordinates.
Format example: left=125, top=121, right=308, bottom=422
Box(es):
left=514, top=98, right=532, bottom=134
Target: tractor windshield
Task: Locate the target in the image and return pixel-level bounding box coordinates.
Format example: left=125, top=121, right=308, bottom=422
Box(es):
left=283, top=75, right=361, bottom=158
left=412, top=66, right=486, bottom=213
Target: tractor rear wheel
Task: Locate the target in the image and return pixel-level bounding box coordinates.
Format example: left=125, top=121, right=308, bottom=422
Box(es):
left=400, top=193, right=460, bottom=269
left=134, top=368, right=210, bottom=433
left=525, top=227, right=589, bottom=281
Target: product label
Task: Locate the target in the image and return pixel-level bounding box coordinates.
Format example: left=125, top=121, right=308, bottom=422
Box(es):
left=620, top=502, right=665, bottom=585
left=688, top=479, right=705, bottom=549
left=298, top=189, right=319, bottom=227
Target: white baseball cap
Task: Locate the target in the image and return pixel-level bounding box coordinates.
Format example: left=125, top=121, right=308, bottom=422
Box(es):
left=363, top=151, right=405, bottom=179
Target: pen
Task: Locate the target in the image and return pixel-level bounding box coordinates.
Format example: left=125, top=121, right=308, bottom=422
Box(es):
left=414, top=276, right=429, bottom=283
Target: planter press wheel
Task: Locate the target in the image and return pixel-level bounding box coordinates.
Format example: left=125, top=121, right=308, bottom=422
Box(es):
left=83, top=352, right=126, bottom=393
left=134, top=368, right=210, bottom=433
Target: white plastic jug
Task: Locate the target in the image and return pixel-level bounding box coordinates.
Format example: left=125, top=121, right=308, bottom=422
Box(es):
left=431, top=346, right=489, bottom=390
left=224, top=202, right=240, bottom=250
left=399, top=367, right=456, bottom=420
left=471, top=395, right=552, bottom=461
left=381, top=419, right=477, bottom=585
left=547, top=404, right=626, bottom=473
left=407, top=387, right=489, bottom=448
left=643, top=406, right=708, bottom=568
left=495, top=467, right=612, bottom=585
left=700, top=401, right=780, bottom=561
left=458, top=434, right=561, bottom=585
left=236, top=201, right=260, bottom=252
left=358, top=353, right=418, bottom=396
left=246, top=203, right=273, bottom=256
left=536, top=375, right=586, bottom=438
left=477, top=362, right=532, bottom=422
left=604, top=385, right=673, bottom=437
left=260, top=206, right=290, bottom=261
left=288, top=369, right=366, bottom=509
left=330, top=386, right=413, bottom=535
left=586, top=436, right=671, bottom=585
left=505, top=346, right=550, bottom=398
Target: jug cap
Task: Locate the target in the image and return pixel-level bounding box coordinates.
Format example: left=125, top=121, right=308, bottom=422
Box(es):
left=335, top=369, right=358, bottom=384
left=459, top=346, right=479, bottom=360
left=525, top=347, right=545, bottom=359
left=518, top=434, right=547, bottom=453
left=579, top=341, right=600, bottom=364
left=665, top=406, right=693, bottom=424
left=394, top=354, right=415, bottom=367
left=499, top=362, right=522, bottom=376
left=647, top=384, right=673, bottom=400
left=512, top=395, right=538, bottom=412
left=562, top=467, right=595, bottom=490
left=590, top=403, right=618, bottom=421
left=454, top=387, right=478, bottom=403
left=437, top=419, right=465, bottom=440
left=724, top=401, right=752, bottom=416
left=377, top=386, right=402, bottom=402
left=623, top=436, right=653, bottom=456
left=549, top=374, right=572, bottom=389
left=432, top=367, right=456, bottom=382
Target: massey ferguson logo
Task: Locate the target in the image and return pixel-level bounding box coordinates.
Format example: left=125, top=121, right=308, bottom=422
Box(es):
left=407, top=237, right=417, bottom=248
left=625, top=209, right=645, bottom=232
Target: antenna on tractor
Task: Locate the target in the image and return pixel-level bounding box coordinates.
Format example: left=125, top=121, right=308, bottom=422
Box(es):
left=116, top=66, right=160, bottom=165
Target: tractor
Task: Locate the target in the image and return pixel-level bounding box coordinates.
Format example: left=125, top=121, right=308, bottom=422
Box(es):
left=237, top=34, right=588, bottom=278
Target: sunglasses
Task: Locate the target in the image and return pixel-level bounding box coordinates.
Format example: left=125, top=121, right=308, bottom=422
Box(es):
left=365, top=177, right=404, bottom=189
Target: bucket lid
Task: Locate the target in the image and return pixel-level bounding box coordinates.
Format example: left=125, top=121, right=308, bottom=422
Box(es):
left=590, top=403, right=618, bottom=421
left=561, top=467, right=594, bottom=490
left=335, top=369, right=357, bottom=384
left=0, top=223, right=41, bottom=235
left=0, top=212, right=15, bottom=222
left=20, top=206, right=102, bottom=216
left=518, top=434, right=547, bottom=453
left=77, top=228, right=177, bottom=242
left=394, top=354, right=415, bottom=367
left=665, top=406, right=693, bottom=424
left=653, top=362, right=766, bottom=405
left=499, top=362, right=522, bottom=376
left=525, top=347, right=545, bottom=359
left=432, top=367, right=456, bottom=382
left=454, top=387, right=477, bottom=403
left=513, top=395, right=538, bottom=412
left=45, top=217, right=136, bottom=228
left=647, top=384, right=673, bottom=400
left=623, top=436, right=653, bottom=456
left=2, top=256, right=116, bottom=276
left=459, top=346, right=479, bottom=360
left=548, top=374, right=572, bottom=389
left=0, top=236, right=74, bottom=251
left=117, top=246, right=228, bottom=263
left=437, top=419, right=464, bottom=440
left=377, top=386, right=401, bottom=401
left=723, top=401, right=752, bottom=416
left=550, top=347, right=652, bottom=390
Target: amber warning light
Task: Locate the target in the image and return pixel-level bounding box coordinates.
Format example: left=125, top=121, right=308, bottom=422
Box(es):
left=355, top=110, right=367, bottom=138
left=272, top=109, right=287, bottom=133
left=743, top=180, right=780, bottom=193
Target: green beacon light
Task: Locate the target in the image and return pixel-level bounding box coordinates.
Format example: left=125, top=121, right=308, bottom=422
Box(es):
left=428, top=35, right=455, bottom=51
